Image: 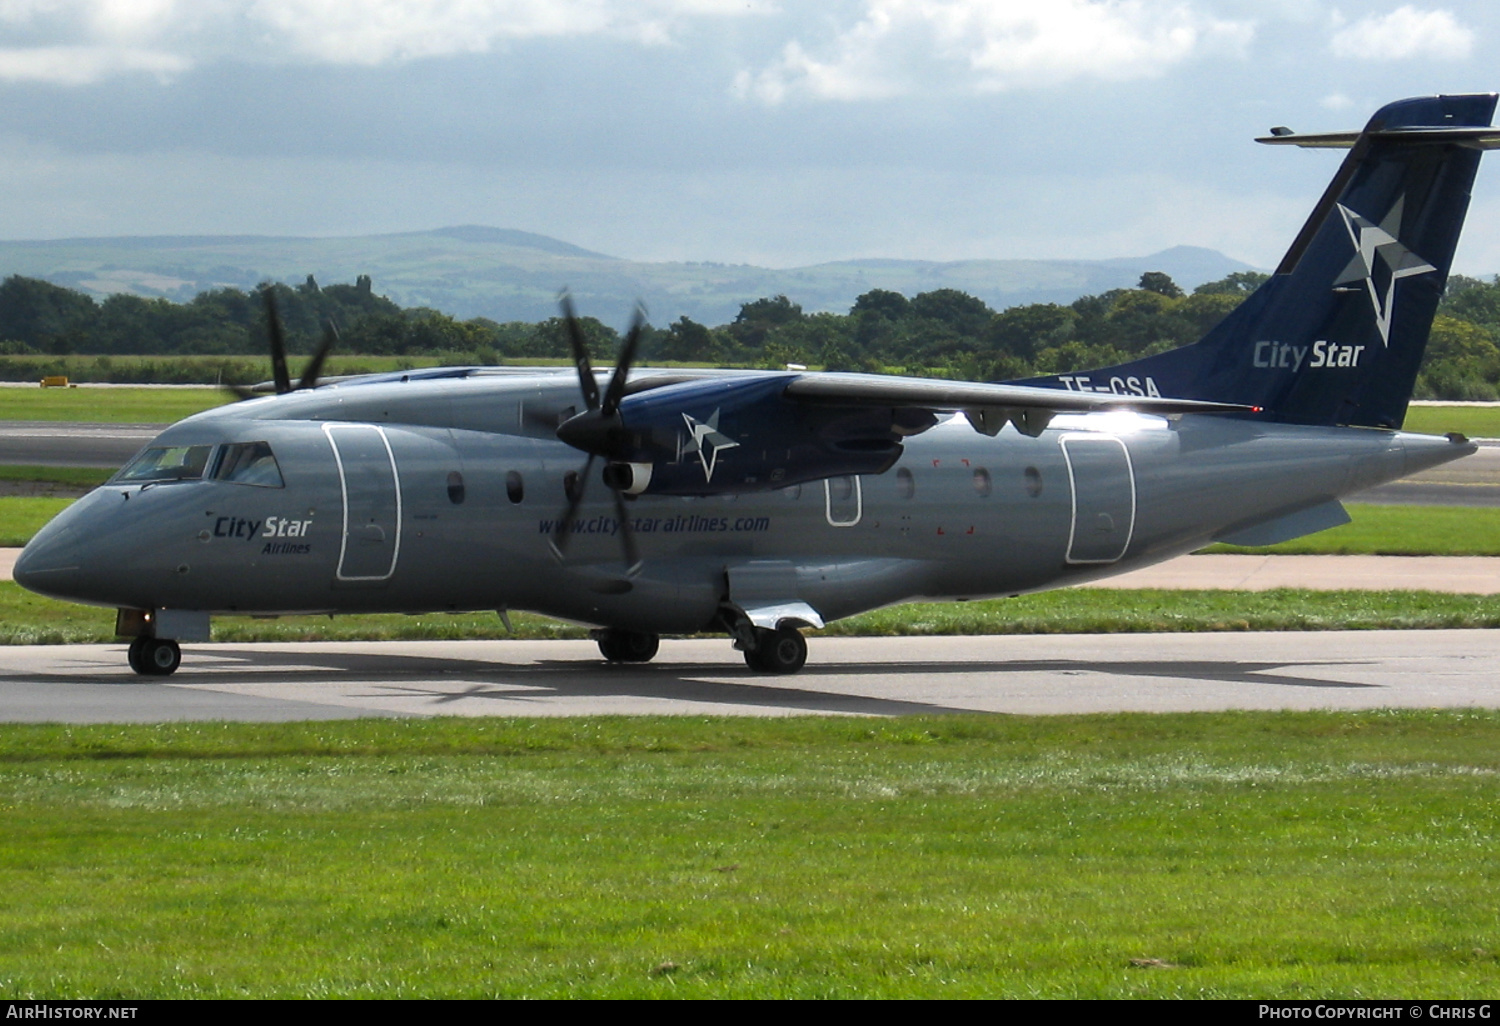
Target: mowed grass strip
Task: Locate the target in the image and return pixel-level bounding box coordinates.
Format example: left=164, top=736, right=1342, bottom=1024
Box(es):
left=1204, top=502, right=1500, bottom=556
left=0, top=466, right=113, bottom=488
left=0, top=497, right=75, bottom=546
left=0, top=711, right=1498, bottom=998
left=1403, top=404, right=1500, bottom=438
left=0, top=385, right=226, bottom=424
left=2, top=582, right=1499, bottom=645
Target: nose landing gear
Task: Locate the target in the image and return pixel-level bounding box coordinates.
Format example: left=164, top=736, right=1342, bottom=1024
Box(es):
left=593, top=628, right=660, bottom=663
left=127, top=637, right=181, bottom=676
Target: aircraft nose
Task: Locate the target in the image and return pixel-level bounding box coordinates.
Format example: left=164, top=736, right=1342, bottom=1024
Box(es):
left=13, top=520, right=85, bottom=599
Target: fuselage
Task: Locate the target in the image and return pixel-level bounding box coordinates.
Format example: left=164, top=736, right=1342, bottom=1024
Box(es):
left=14, top=369, right=1475, bottom=635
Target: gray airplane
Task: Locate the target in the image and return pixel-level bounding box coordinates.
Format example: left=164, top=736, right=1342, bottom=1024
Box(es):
left=14, top=94, right=1499, bottom=676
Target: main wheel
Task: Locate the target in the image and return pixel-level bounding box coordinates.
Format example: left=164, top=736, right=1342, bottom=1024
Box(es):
left=743, top=626, right=807, bottom=675
left=134, top=638, right=181, bottom=676
left=596, top=629, right=660, bottom=663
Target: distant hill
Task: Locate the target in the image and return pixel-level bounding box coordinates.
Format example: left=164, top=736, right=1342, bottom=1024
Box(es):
left=0, top=228, right=1258, bottom=328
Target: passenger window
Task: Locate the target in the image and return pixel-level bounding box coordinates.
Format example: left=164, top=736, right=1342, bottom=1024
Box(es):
left=896, top=467, right=915, bottom=499
left=506, top=470, right=524, bottom=504
left=973, top=468, right=992, bottom=497
left=213, top=441, right=284, bottom=488
left=447, top=471, right=466, bottom=505
left=112, top=445, right=213, bottom=485
left=1024, top=466, right=1043, bottom=498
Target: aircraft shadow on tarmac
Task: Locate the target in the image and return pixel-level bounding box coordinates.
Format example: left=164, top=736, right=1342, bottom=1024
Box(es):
left=9, top=647, right=1383, bottom=719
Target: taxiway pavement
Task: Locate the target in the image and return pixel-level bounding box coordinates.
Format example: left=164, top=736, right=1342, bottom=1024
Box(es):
left=2, top=632, right=1498, bottom=721
left=0, top=420, right=161, bottom=468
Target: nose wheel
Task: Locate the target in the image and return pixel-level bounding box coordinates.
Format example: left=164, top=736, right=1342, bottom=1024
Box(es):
left=127, top=637, right=181, bottom=676
left=594, top=629, right=660, bottom=663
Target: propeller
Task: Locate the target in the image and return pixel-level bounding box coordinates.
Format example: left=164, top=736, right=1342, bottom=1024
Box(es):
left=264, top=286, right=292, bottom=395
left=548, top=291, right=647, bottom=576
left=298, top=319, right=340, bottom=391
left=225, top=286, right=340, bottom=399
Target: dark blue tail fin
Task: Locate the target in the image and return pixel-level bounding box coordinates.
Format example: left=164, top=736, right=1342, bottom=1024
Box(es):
left=1016, top=94, right=1498, bottom=428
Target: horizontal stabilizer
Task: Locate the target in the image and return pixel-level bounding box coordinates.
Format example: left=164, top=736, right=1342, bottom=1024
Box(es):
left=1257, top=127, right=1500, bottom=149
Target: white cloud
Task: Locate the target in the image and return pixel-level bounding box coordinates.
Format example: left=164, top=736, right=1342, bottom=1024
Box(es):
left=737, top=0, right=1255, bottom=104
left=1329, top=6, right=1474, bottom=61
left=86, top=0, right=182, bottom=39
left=248, top=1, right=613, bottom=65
left=0, top=0, right=759, bottom=81
left=0, top=44, right=188, bottom=84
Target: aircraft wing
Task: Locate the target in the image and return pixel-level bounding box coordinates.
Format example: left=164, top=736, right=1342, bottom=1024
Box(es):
left=558, top=369, right=1261, bottom=497
left=781, top=372, right=1255, bottom=436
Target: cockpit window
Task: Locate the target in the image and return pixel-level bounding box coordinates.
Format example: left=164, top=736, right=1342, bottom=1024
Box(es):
left=213, top=441, right=285, bottom=488
left=112, top=445, right=213, bottom=485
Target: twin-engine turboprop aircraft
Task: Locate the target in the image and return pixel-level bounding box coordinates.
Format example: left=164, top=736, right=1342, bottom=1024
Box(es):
left=14, top=94, right=1499, bottom=676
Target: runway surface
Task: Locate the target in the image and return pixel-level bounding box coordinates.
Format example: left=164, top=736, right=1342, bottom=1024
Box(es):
left=3, top=632, right=1500, bottom=722
left=0, top=420, right=160, bottom=468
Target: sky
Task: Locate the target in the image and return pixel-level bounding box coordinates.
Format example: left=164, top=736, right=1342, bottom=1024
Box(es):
left=2, top=1, right=1500, bottom=274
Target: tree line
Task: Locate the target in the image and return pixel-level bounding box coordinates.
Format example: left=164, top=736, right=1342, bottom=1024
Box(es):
left=2, top=268, right=1499, bottom=399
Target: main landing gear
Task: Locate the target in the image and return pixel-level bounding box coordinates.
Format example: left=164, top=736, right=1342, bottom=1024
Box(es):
left=591, top=624, right=810, bottom=674
left=742, top=626, right=807, bottom=675
left=127, top=637, right=181, bottom=676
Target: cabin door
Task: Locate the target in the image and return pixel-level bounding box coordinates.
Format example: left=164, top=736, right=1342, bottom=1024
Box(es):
left=324, top=423, right=402, bottom=582
left=1061, top=434, right=1135, bottom=564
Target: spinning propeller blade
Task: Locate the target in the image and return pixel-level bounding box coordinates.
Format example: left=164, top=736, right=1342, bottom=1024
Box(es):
left=549, top=454, right=596, bottom=560
left=298, top=320, right=339, bottom=391
left=224, top=290, right=339, bottom=400
left=262, top=287, right=292, bottom=396
left=601, top=305, right=646, bottom=418
left=559, top=291, right=600, bottom=411
left=549, top=293, right=647, bottom=576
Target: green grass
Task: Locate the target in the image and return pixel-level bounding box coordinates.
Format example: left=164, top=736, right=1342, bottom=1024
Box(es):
left=0, top=497, right=75, bottom=546
left=0, top=466, right=113, bottom=488
left=1403, top=404, right=1500, bottom=438
left=0, top=385, right=227, bottom=423
left=826, top=588, right=1500, bottom=635
left=0, top=711, right=1498, bottom=997
left=1205, top=502, right=1500, bottom=556
left=2, top=582, right=1499, bottom=645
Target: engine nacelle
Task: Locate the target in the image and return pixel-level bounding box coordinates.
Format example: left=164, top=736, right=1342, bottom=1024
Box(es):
left=574, top=374, right=936, bottom=497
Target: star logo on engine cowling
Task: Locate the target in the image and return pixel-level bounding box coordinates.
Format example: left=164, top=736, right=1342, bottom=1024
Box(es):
left=681, top=409, right=739, bottom=482
left=1334, top=196, right=1436, bottom=347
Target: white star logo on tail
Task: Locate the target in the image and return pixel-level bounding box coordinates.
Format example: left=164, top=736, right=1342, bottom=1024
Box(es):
left=1334, top=196, right=1435, bottom=346
left=681, top=409, right=739, bottom=482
